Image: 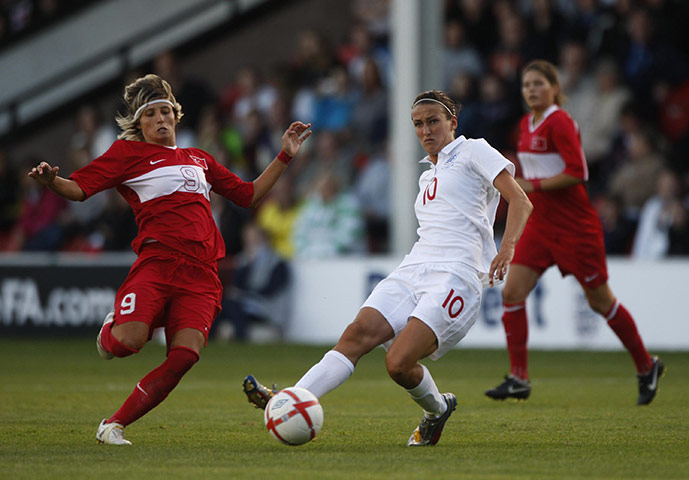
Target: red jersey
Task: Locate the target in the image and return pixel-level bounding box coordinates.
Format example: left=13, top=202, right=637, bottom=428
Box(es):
left=517, top=105, right=600, bottom=234
left=70, top=139, right=254, bottom=263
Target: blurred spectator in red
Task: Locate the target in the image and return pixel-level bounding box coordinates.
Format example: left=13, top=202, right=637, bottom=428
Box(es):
left=9, top=156, right=66, bottom=251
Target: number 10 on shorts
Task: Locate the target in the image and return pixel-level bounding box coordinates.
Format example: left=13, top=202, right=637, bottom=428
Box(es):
left=442, top=289, right=464, bottom=318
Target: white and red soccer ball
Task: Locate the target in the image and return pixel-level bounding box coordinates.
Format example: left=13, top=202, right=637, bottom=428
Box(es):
left=264, top=387, right=324, bottom=445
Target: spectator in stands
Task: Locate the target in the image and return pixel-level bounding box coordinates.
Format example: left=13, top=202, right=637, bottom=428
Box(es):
left=153, top=50, right=216, bottom=136
left=523, top=0, right=565, bottom=63
left=256, top=175, right=302, bottom=259
left=293, top=171, right=364, bottom=258
left=632, top=169, right=689, bottom=258
left=448, top=72, right=481, bottom=140
left=9, top=155, right=66, bottom=251
left=220, top=221, right=291, bottom=341
left=354, top=150, right=389, bottom=253
left=350, top=58, right=388, bottom=153
left=293, top=131, right=353, bottom=199
left=442, top=19, right=484, bottom=90
left=70, top=104, right=117, bottom=159
left=476, top=73, right=521, bottom=151
left=595, top=194, right=636, bottom=255
left=0, top=148, right=20, bottom=249
left=312, top=64, right=357, bottom=134
left=609, top=129, right=665, bottom=222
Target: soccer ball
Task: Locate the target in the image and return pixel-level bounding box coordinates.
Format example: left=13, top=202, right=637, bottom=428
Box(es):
left=264, top=387, right=324, bottom=445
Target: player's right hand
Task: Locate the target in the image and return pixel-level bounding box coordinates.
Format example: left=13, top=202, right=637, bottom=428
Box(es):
left=28, top=161, right=59, bottom=186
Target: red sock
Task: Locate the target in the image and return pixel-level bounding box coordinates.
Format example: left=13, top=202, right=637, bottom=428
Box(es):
left=107, top=346, right=199, bottom=426
left=502, top=302, right=528, bottom=380
left=100, top=322, right=139, bottom=358
left=605, top=301, right=653, bottom=374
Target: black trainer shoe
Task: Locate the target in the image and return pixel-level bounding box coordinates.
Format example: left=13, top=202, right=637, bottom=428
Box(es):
left=637, top=357, right=666, bottom=406
left=407, top=393, right=457, bottom=446
left=485, top=375, right=531, bottom=400
left=242, top=374, right=277, bottom=410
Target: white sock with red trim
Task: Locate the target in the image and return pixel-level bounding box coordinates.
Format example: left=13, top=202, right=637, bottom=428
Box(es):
left=294, top=350, right=354, bottom=398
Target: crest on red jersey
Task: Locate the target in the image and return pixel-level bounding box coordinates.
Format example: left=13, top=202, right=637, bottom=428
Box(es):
left=190, top=155, right=208, bottom=170
left=530, top=136, right=547, bottom=151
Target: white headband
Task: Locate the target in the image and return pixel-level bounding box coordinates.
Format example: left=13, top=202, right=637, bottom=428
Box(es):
left=133, top=99, right=174, bottom=120
left=412, top=98, right=455, bottom=117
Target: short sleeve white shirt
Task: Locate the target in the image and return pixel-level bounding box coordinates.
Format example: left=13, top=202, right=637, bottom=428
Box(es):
left=399, top=136, right=514, bottom=283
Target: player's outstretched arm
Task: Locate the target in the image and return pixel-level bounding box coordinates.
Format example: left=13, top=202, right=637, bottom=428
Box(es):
left=489, top=169, right=533, bottom=286
left=516, top=172, right=582, bottom=193
left=28, top=161, right=86, bottom=201
left=250, top=121, right=312, bottom=208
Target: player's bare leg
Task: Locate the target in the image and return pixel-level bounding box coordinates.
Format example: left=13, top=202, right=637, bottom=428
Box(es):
left=386, top=318, right=456, bottom=446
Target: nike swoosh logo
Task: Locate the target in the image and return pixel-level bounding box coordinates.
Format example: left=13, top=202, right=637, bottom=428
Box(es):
left=150, top=159, right=166, bottom=165
left=507, top=385, right=529, bottom=394
left=584, top=273, right=599, bottom=282
left=648, top=369, right=658, bottom=391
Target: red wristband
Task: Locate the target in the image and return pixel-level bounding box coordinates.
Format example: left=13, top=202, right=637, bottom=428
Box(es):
left=530, top=179, right=542, bottom=192
left=277, top=150, right=292, bottom=165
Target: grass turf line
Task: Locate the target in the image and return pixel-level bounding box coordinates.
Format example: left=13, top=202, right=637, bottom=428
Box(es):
left=0, top=339, right=687, bottom=479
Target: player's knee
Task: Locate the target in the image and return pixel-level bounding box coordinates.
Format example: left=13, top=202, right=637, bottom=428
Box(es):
left=502, top=285, right=527, bottom=305
left=384, top=353, right=412, bottom=384
left=118, top=335, right=146, bottom=352
left=338, top=321, right=378, bottom=356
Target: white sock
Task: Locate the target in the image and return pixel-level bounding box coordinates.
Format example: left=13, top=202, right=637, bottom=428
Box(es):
left=294, top=350, right=355, bottom=398
left=406, top=364, right=447, bottom=418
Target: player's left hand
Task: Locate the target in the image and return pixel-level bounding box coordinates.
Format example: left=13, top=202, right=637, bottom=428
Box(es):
left=489, top=245, right=514, bottom=287
left=281, top=121, right=312, bottom=158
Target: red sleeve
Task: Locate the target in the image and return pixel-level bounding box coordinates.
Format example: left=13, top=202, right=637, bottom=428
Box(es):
left=201, top=150, right=254, bottom=207
left=69, top=140, right=128, bottom=199
left=550, top=112, right=588, bottom=180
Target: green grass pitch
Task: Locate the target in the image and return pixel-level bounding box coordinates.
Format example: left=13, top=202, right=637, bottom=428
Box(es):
left=1, top=338, right=687, bottom=479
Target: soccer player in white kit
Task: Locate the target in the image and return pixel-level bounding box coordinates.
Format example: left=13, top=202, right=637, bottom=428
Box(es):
left=244, top=89, right=533, bottom=446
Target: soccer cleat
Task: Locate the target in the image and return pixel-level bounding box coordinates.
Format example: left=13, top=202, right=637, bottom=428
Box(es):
left=485, top=374, right=531, bottom=400
left=637, top=356, right=666, bottom=405
left=96, top=419, right=131, bottom=445
left=407, top=393, right=457, bottom=446
left=96, top=311, right=115, bottom=360
left=242, top=374, right=277, bottom=410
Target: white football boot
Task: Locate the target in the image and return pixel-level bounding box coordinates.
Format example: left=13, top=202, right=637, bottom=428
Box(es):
left=96, top=419, right=132, bottom=445
left=96, top=311, right=115, bottom=360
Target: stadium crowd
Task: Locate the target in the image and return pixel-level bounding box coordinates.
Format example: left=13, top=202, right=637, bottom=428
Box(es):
left=2, top=0, right=689, bottom=264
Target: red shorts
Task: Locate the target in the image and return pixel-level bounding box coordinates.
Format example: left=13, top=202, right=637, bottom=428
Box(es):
left=113, top=243, right=222, bottom=345
left=512, top=222, right=608, bottom=289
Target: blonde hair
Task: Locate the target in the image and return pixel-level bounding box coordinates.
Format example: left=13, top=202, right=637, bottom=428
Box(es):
left=116, top=74, right=183, bottom=141
left=522, top=60, right=565, bottom=106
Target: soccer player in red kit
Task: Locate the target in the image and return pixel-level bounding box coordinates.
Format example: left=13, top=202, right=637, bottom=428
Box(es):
left=28, top=74, right=311, bottom=444
left=484, top=60, right=665, bottom=405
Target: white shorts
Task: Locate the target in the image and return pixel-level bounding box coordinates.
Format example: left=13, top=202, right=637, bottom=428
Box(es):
left=362, top=262, right=482, bottom=360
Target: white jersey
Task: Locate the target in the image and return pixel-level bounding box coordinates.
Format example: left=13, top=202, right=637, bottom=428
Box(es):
left=399, top=135, right=514, bottom=284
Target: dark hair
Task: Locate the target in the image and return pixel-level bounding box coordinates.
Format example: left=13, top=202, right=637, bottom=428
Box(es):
left=522, top=60, right=565, bottom=106
left=412, top=90, right=461, bottom=119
